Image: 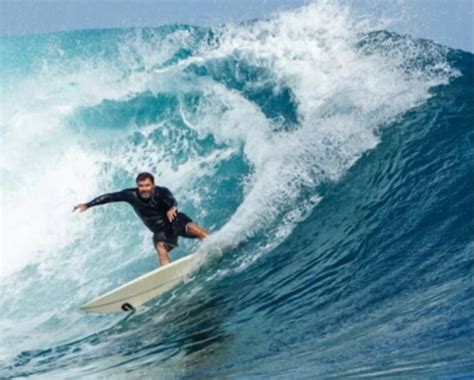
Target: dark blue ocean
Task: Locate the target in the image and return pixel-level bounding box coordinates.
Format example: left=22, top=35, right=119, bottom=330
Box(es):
left=1, top=2, right=473, bottom=379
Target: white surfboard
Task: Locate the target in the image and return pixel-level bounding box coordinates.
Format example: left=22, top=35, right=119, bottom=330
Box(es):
left=81, top=253, right=200, bottom=314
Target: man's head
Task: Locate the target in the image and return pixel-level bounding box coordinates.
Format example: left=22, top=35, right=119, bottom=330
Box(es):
left=136, top=172, right=155, bottom=199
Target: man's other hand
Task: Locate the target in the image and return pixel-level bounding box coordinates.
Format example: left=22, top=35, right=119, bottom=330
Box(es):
left=73, top=204, right=88, bottom=213
left=167, top=206, right=177, bottom=222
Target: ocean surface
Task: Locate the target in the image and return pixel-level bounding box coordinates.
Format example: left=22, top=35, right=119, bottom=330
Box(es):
left=1, top=2, right=473, bottom=379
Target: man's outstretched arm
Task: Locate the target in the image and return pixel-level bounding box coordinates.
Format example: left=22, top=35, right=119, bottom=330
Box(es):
left=73, top=190, right=130, bottom=212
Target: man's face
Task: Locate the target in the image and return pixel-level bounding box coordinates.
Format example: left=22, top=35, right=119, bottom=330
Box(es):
left=137, top=178, right=154, bottom=199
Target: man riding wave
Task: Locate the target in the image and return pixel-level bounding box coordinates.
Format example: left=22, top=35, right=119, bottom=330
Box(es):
left=73, top=172, right=209, bottom=266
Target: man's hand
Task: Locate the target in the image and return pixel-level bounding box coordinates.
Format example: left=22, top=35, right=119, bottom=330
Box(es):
left=73, top=204, right=88, bottom=213
left=167, top=206, right=177, bottom=222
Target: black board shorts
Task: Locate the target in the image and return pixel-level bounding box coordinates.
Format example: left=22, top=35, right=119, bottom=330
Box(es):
left=152, top=212, right=196, bottom=250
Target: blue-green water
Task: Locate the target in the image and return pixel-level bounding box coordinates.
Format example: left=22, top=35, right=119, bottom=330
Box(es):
left=1, top=2, right=472, bottom=379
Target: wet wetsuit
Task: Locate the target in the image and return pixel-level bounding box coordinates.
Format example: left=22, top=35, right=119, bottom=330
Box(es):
left=85, top=186, right=196, bottom=249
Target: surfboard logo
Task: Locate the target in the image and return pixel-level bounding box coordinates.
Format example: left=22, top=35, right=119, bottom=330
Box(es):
left=121, top=303, right=136, bottom=312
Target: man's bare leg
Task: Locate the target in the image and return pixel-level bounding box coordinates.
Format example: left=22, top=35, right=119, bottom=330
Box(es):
left=186, top=223, right=209, bottom=240
left=155, top=242, right=171, bottom=266
left=155, top=224, right=207, bottom=266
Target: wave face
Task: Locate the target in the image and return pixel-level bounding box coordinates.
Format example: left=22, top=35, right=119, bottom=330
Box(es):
left=1, top=2, right=472, bottom=378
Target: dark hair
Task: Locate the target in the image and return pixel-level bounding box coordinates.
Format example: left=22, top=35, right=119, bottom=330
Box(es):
left=135, top=172, right=155, bottom=184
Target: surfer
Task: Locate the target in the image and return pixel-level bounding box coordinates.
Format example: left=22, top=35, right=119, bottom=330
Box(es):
left=73, top=172, right=209, bottom=266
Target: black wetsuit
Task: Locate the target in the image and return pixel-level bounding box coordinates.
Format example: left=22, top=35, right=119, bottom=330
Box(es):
left=85, top=186, right=196, bottom=249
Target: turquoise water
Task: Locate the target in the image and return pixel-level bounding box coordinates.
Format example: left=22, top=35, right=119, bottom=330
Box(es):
left=1, top=2, right=472, bottom=378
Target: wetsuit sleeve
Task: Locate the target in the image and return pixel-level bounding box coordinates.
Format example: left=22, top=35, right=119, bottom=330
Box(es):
left=85, top=189, right=131, bottom=208
left=160, top=187, right=178, bottom=209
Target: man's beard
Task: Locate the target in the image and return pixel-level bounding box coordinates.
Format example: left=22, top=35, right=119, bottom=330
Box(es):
left=139, top=190, right=152, bottom=199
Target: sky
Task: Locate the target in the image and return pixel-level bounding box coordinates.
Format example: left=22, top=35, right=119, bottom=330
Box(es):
left=0, top=0, right=472, bottom=51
